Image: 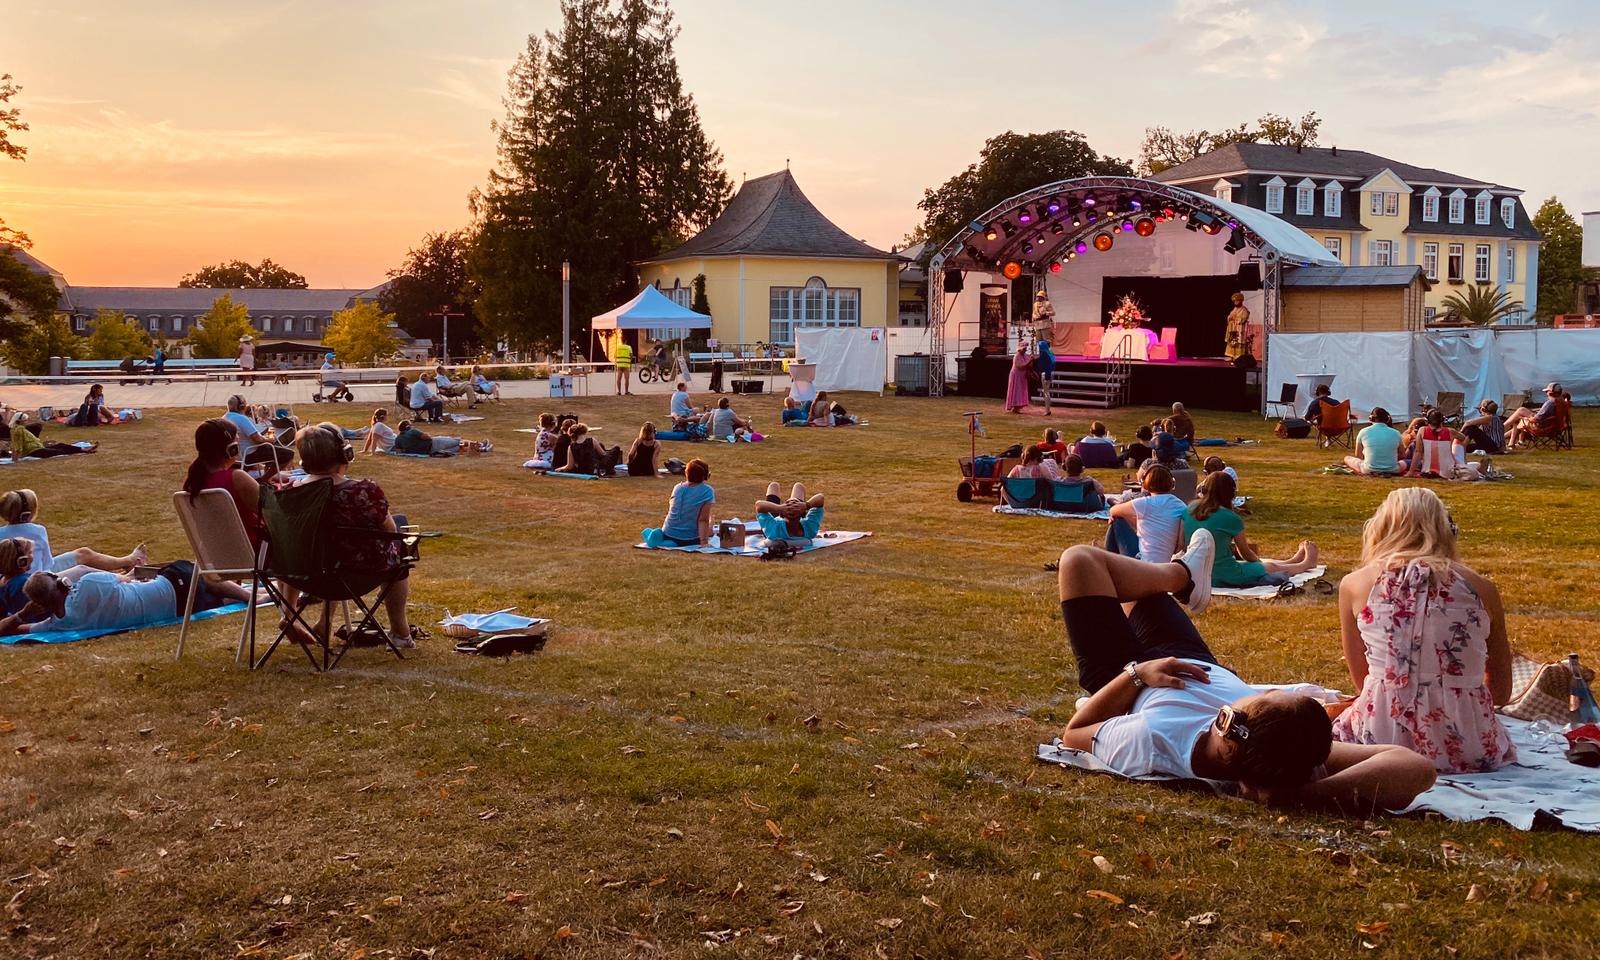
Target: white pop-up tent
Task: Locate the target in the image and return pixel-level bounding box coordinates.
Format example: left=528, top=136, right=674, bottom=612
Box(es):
left=795, top=327, right=887, bottom=394
left=591, top=284, right=712, bottom=332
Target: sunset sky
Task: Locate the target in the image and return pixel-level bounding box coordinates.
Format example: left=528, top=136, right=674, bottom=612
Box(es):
left=3, top=0, right=1597, bottom=287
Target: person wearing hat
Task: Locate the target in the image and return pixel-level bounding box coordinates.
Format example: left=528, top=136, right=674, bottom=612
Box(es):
left=237, top=335, right=256, bottom=386
left=1224, top=293, right=1251, bottom=362
left=318, top=353, right=354, bottom=402
left=1505, top=382, right=1561, bottom=448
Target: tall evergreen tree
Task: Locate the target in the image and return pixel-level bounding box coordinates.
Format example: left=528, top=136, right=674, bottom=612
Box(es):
left=468, top=0, right=731, bottom=347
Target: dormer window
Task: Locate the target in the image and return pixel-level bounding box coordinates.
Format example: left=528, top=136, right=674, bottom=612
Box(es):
left=1263, top=176, right=1285, bottom=214
left=1421, top=187, right=1440, bottom=222
left=1474, top=190, right=1492, bottom=225
left=1294, top=178, right=1315, bottom=215
left=1323, top=181, right=1342, bottom=217
left=1500, top=197, right=1516, bottom=229
left=1448, top=189, right=1466, bottom=224
left=1211, top=179, right=1234, bottom=203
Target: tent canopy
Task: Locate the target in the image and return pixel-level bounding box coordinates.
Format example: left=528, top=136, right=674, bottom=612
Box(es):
left=591, top=285, right=711, bottom=331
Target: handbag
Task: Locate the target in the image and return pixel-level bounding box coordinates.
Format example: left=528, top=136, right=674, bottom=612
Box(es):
left=1499, top=654, right=1576, bottom=723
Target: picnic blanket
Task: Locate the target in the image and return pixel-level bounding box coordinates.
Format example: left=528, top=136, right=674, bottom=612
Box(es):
left=1213, top=565, right=1327, bottom=600
left=442, top=413, right=485, bottom=423
left=0, top=600, right=260, bottom=645
left=635, top=521, right=871, bottom=556
left=1036, top=715, right=1600, bottom=832
left=2, top=441, right=98, bottom=464
left=783, top=420, right=869, bottom=428
left=1322, top=464, right=1514, bottom=481
left=522, top=464, right=665, bottom=477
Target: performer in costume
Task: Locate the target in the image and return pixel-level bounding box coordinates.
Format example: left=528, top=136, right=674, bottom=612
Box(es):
left=1225, top=292, right=1251, bottom=362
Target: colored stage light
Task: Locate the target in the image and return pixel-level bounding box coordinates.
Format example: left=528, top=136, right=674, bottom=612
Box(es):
left=1049, top=261, right=1062, bottom=274
left=1074, top=241, right=1088, bottom=254
left=1071, top=216, right=1082, bottom=228
left=1050, top=222, right=1064, bottom=236
left=984, top=224, right=999, bottom=241
left=1120, top=221, right=1134, bottom=232
left=1161, top=206, right=1176, bottom=219
left=1135, top=217, right=1156, bottom=237
left=1086, top=211, right=1099, bottom=223
left=1082, top=194, right=1097, bottom=207
left=1046, top=197, right=1062, bottom=214
left=1022, top=242, right=1034, bottom=255
left=1002, top=261, right=1022, bottom=280
left=1018, top=209, right=1033, bottom=225
left=1130, top=197, right=1143, bottom=211
left=1093, top=233, right=1113, bottom=252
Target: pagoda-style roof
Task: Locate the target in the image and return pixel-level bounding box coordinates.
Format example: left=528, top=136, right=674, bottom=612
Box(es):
left=642, top=170, right=897, bottom=264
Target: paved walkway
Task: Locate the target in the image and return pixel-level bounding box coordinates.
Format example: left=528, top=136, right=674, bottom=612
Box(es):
left=0, top=369, right=791, bottom=411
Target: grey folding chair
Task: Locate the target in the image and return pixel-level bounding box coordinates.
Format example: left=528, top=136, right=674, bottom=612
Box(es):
left=171, top=489, right=263, bottom=663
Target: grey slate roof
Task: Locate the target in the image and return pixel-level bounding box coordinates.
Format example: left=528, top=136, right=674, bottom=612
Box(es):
left=1153, top=143, right=1507, bottom=190
left=1282, top=265, right=1428, bottom=288
left=643, top=170, right=898, bottom=263
left=63, top=286, right=370, bottom=314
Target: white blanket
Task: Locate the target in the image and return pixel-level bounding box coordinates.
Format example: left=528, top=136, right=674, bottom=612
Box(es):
left=1213, top=565, right=1327, bottom=599
left=992, top=496, right=1247, bottom=523
left=1036, top=716, right=1600, bottom=832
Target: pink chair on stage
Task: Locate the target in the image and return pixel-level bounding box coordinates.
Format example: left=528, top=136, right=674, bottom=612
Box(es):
left=1082, top=328, right=1104, bottom=358
left=1147, top=327, right=1178, bottom=362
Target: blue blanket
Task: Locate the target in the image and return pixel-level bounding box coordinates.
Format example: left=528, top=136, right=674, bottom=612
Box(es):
left=0, top=601, right=257, bottom=645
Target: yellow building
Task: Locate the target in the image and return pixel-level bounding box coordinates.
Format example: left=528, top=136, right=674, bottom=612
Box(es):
left=1155, top=144, right=1542, bottom=325
left=637, top=170, right=900, bottom=347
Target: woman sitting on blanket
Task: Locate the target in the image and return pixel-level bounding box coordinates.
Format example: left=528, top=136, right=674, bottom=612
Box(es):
left=280, top=424, right=420, bottom=649
left=470, top=365, right=502, bottom=402
left=71, top=383, right=116, bottom=426
left=1333, top=487, right=1515, bottom=773
left=807, top=391, right=833, bottom=426
left=626, top=422, right=661, bottom=477
left=1078, top=421, right=1116, bottom=449
left=0, top=488, right=145, bottom=577
left=1007, top=444, right=1063, bottom=481
left=553, top=422, right=620, bottom=475
left=1053, top=542, right=1437, bottom=813
left=1182, top=472, right=1318, bottom=588
left=526, top=413, right=560, bottom=469
left=392, top=420, right=491, bottom=458
left=754, top=482, right=825, bottom=548
left=361, top=408, right=397, bottom=454
left=1202, top=456, right=1238, bottom=489
left=705, top=397, right=752, bottom=441
left=182, top=418, right=265, bottom=550
left=641, top=458, right=714, bottom=547
left=1345, top=407, right=1406, bottom=476
left=5, top=414, right=98, bottom=460
left=1119, top=425, right=1154, bottom=470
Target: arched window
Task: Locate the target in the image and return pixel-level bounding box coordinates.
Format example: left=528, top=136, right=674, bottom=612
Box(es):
left=767, top=276, right=861, bottom=345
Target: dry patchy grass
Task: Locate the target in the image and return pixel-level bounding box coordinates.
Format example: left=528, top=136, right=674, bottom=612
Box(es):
left=1, top=395, right=1597, bottom=959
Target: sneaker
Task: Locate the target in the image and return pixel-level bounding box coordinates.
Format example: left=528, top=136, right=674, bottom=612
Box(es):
left=1175, top=528, right=1215, bottom=615
left=390, top=631, right=417, bottom=650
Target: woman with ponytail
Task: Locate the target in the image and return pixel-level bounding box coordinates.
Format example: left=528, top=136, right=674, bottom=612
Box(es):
left=183, top=418, right=263, bottom=549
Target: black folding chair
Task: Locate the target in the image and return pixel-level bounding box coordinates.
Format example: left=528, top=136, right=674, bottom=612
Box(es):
left=1266, top=382, right=1298, bottom=419
left=252, top=478, right=420, bottom=671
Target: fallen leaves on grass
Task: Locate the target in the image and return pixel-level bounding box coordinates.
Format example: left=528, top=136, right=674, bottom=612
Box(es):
left=381, top=895, right=403, bottom=909
left=741, top=793, right=769, bottom=812
left=1185, top=912, right=1219, bottom=928
left=554, top=924, right=576, bottom=941
left=504, top=891, right=527, bottom=904
left=875, top=917, right=903, bottom=930
left=1092, top=855, right=1113, bottom=874
left=1355, top=920, right=1390, bottom=937
left=765, top=819, right=783, bottom=840
left=0, top=719, right=16, bottom=734
left=1085, top=890, right=1123, bottom=906
left=1466, top=884, right=1486, bottom=903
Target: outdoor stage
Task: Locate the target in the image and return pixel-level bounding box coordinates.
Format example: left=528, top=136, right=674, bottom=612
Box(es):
left=958, top=353, right=1260, bottom=412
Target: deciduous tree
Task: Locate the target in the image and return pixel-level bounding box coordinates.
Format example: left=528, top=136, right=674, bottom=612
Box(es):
left=179, top=259, right=308, bottom=289
left=0, top=72, right=28, bottom=250
left=916, top=131, right=1134, bottom=252
left=185, top=293, right=255, bottom=358
left=0, top=313, right=78, bottom=375
left=323, top=301, right=399, bottom=365
left=1138, top=111, right=1322, bottom=175
left=84, top=309, right=153, bottom=360
left=1530, top=197, right=1591, bottom=319
left=468, top=0, right=732, bottom=346
left=380, top=230, right=482, bottom=351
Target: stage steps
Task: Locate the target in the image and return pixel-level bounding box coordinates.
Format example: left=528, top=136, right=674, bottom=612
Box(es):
left=1033, top=366, right=1130, bottom=409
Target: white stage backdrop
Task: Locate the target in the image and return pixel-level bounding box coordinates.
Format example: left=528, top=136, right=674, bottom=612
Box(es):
left=796, top=327, right=887, bottom=393
left=1268, top=329, right=1600, bottom=416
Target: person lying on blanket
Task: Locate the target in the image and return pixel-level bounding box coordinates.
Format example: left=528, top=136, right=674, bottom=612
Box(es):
left=641, top=458, right=714, bottom=547
left=392, top=420, right=491, bottom=458
left=0, top=560, right=259, bottom=637
left=4, top=415, right=98, bottom=460
left=0, top=488, right=146, bottom=576
left=754, top=482, right=825, bottom=548
left=1054, top=541, right=1437, bottom=813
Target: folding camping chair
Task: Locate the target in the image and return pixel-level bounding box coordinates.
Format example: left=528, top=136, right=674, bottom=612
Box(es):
left=170, top=489, right=263, bottom=663
left=1266, top=382, right=1298, bottom=419
left=1525, top=395, right=1574, bottom=451
left=1503, top=391, right=1531, bottom=414
left=253, top=478, right=421, bottom=671
left=1431, top=391, right=1465, bottom=424
left=1316, top=399, right=1356, bottom=449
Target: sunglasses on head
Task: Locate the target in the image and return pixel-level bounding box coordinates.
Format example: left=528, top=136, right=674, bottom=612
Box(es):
left=1214, top=704, right=1252, bottom=743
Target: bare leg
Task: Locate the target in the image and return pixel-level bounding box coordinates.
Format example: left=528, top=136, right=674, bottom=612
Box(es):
left=1342, top=455, right=1365, bottom=473
left=1056, top=544, right=1190, bottom=603
left=1262, top=541, right=1319, bottom=577
left=789, top=482, right=806, bottom=502
left=384, top=578, right=411, bottom=639
left=766, top=481, right=781, bottom=501
left=70, top=543, right=147, bottom=572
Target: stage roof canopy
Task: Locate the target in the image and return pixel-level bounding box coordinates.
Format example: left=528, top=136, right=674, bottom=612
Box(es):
left=931, top=176, right=1343, bottom=275
left=591, top=284, right=712, bottom=331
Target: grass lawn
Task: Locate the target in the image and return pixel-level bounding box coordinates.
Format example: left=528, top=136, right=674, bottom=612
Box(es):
left=2, top=393, right=1596, bottom=959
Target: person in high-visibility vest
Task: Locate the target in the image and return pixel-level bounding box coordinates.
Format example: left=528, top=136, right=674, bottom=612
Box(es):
left=613, top=338, right=634, bottom=396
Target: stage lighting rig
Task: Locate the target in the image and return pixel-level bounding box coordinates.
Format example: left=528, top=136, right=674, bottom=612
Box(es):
left=1223, top=226, right=1247, bottom=254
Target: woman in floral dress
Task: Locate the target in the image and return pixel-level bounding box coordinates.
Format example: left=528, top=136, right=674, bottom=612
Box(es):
left=1334, top=487, right=1516, bottom=773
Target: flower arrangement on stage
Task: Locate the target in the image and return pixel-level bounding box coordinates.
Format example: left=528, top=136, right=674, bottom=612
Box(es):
left=1108, top=294, right=1148, bottom=330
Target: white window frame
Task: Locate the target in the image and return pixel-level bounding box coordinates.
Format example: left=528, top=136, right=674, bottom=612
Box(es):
left=1323, top=182, right=1342, bottom=217
left=1504, top=244, right=1515, bottom=283
left=1373, top=240, right=1393, bottom=266
left=1323, top=236, right=1342, bottom=260
left=1424, top=306, right=1437, bottom=324
left=1384, top=192, right=1399, bottom=217
left=1369, top=191, right=1383, bottom=215
left=73, top=315, right=87, bottom=332
left=1423, top=242, right=1439, bottom=282
left=1474, top=243, right=1491, bottom=282
left=1211, top=179, right=1234, bottom=203
left=1500, top=197, right=1516, bottom=229
left=1474, top=191, right=1492, bottom=225
left=1294, top=178, right=1315, bottom=215
left=1264, top=176, right=1285, bottom=214
left=171, top=316, right=183, bottom=333
left=768, top=277, right=861, bottom=345
left=1421, top=188, right=1440, bottom=222
left=1447, top=243, right=1464, bottom=282
left=1448, top=190, right=1466, bottom=224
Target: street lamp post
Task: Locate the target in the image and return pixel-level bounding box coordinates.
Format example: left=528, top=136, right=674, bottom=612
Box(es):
left=562, top=260, right=571, bottom=367
left=427, top=304, right=465, bottom=364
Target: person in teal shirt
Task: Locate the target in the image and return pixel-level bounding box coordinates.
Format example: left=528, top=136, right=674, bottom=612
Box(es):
left=1182, top=472, right=1319, bottom=588
left=1346, top=407, right=1405, bottom=475
left=754, top=481, right=825, bottom=548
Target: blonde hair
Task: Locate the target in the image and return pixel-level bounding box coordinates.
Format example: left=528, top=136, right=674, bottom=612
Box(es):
left=1361, top=487, right=1459, bottom=573
left=0, top=489, right=39, bottom=524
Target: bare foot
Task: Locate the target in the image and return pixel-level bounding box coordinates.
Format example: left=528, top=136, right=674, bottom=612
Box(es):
left=280, top=618, right=318, bottom=646
left=126, top=543, right=149, bottom=569
left=1301, top=541, right=1319, bottom=567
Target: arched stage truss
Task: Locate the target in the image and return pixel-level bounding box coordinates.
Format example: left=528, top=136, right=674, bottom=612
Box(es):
left=923, top=176, right=1337, bottom=397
